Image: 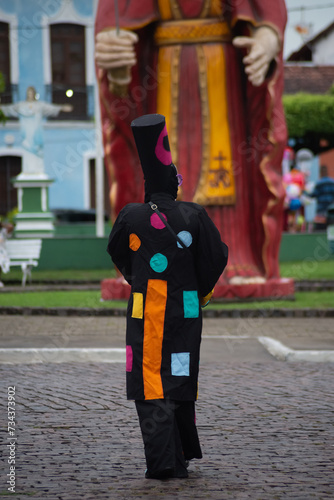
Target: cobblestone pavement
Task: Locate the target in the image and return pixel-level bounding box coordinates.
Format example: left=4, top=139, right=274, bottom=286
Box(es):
left=0, top=317, right=334, bottom=499
left=1, top=362, right=333, bottom=500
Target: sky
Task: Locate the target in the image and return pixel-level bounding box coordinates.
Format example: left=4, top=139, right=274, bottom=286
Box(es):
left=284, top=0, right=334, bottom=59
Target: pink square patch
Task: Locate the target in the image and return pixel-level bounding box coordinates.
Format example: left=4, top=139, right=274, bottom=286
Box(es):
left=126, top=345, right=133, bottom=372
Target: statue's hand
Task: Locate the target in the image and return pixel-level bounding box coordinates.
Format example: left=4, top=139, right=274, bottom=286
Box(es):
left=95, top=29, right=138, bottom=96
left=95, top=29, right=138, bottom=70
left=232, top=26, right=280, bottom=86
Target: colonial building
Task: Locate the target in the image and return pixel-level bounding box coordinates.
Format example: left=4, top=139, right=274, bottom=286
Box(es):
left=287, top=21, right=334, bottom=64
left=0, top=0, right=109, bottom=221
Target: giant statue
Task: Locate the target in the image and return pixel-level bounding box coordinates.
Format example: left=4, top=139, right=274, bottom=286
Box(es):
left=95, top=0, right=289, bottom=294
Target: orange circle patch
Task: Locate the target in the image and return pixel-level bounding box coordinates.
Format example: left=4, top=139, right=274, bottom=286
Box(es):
left=129, top=233, right=141, bottom=251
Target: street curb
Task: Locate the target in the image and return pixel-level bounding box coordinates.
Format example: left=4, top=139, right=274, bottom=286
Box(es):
left=0, top=306, right=334, bottom=317
left=0, top=347, right=126, bottom=364
left=1, top=280, right=334, bottom=292
left=258, top=336, right=334, bottom=362
left=0, top=307, right=126, bottom=316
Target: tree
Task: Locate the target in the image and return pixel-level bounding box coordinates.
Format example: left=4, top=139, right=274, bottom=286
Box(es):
left=283, top=92, right=334, bottom=153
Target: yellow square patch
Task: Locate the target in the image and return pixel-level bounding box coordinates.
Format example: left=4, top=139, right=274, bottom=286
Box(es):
left=132, top=292, right=143, bottom=319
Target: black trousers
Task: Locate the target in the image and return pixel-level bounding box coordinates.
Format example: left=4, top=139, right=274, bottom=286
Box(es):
left=135, top=399, right=202, bottom=479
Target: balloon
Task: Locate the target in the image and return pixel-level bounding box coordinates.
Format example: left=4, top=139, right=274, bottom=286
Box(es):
left=289, top=198, right=302, bottom=211
left=285, top=183, right=301, bottom=199
left=283, top=173, right=292, bottom=185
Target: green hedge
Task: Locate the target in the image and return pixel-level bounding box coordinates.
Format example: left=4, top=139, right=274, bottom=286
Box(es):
left=283, top=93, right=334, bottom=138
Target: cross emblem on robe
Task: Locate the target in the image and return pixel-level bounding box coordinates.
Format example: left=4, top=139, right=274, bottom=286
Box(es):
left=209, top=151, right=231, bottom=188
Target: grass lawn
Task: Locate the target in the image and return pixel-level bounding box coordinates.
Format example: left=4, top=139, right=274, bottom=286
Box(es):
left=279, top=260, right=334, bottom=280
left=0, top=290, right=333, bottom=309
left=1, top=268, right=116, bottom=283
left=1, top=259, right=333, bottom=284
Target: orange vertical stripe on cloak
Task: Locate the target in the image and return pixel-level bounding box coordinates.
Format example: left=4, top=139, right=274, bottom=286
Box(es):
left=142, top=279, right=167, bottom=400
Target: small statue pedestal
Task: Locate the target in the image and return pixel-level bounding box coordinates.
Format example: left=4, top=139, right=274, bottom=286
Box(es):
left=12, top=172, right=55, bottom=238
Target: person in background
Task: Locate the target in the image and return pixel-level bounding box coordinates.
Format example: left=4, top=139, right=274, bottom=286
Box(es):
left=107, top=114, right=228, bottom=479
left=308, top=165, right=334, bottom=231
left=283, top=163, right=306, bottom=232
left=0, top=220, right=13, bottom=287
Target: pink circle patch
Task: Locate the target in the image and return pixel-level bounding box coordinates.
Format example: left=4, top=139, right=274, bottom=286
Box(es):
left=155, top=126, right=172, bottom=165
left=150, top=212, right=167, bottom=229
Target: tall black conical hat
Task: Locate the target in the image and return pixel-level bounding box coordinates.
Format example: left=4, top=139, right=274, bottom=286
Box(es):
left=131, top=114, right=174, bottom=194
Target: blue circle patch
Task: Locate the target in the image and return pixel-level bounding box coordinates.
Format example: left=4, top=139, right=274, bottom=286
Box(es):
left=177, top=231, right=193, bottom=249
left=150, top=253, right=168, bottom=273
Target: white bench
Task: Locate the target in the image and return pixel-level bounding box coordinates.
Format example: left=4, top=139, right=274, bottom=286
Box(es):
left=5, top=239, right=42, bottom=286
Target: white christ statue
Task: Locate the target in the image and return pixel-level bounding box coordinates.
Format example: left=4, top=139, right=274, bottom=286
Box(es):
left=0, top=86, right=72, bottom=175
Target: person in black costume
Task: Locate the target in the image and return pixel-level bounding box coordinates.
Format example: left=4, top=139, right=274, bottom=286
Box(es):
left=107, top=114, right=228, bottom=479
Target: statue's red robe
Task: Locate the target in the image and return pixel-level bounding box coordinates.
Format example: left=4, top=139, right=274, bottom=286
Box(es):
left=95, top=0, right=287, bottom=282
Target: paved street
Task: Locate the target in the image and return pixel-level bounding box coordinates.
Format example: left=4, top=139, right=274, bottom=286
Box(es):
left=0, top=316, right=334, bottom=362
left=0, top=316, right=333, bottom=499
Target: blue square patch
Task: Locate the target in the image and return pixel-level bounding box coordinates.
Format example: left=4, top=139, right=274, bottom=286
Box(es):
left=183, top=290, right=199, bottom=318
left=171, top=352, right=190, bottom=376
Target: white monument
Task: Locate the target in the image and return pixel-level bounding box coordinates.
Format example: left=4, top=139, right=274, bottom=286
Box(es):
left=1, top=87, right=72, bottom=237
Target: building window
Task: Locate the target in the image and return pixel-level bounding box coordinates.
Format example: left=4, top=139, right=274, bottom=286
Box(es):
left=0, top=22, right=13, bottom=104
left=50, top=23, right=87, bottom=120
left=0, top=156, right=21, bottom=216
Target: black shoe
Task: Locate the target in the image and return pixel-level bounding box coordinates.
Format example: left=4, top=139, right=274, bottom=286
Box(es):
left=145, top=467, right=188, bottom=479
left=145, top=468, right=174, bottom=479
